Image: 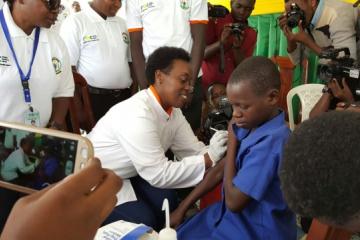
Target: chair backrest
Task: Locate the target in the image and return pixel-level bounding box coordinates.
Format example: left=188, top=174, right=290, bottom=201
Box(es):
left=306, top=219, right=352, bottom=240
left=287, top=83, right=324, bottom=130
left=271, top=56, right=310, bottom=119
left=68, top=72, right=96, bottom=134
left=271, top=56, right=295, bottom=117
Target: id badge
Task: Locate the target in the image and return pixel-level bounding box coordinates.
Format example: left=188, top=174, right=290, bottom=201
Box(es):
left=24, top=107, right=40, bottom=127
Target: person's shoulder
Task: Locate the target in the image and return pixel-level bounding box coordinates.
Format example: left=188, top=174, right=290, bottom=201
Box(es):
left=41, top=29, right=65, bottom=45
left=109, top=90, right=154, bottom=117
left=325, top=0, right=353, bottom=9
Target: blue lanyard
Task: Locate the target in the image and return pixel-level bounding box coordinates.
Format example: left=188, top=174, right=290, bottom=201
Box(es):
left=0, top=9, right=40, bottom=105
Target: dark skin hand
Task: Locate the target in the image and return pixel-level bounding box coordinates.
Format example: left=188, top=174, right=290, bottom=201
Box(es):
left=1, top=158, right=122, bottom=240
left=310, top=78, right=354, bottom=118
left=170, top=158, right=225, bottom=228
left=223, top=120, right=251, bottom=212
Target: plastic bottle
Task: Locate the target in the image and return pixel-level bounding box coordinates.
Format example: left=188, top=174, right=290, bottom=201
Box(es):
left=158, top=198, right=177, bottom=240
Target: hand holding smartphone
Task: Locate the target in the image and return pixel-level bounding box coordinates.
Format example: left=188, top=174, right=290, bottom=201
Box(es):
left=0, top=121, right=93, bottom=194
left=1, top=158, right=122, bottom=240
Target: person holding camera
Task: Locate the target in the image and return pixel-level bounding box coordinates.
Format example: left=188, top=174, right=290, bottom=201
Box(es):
left=279, top=0, right=358, bottom=65
left=1, top=158, right=123, bottom=240
left=201, top=0, right=257, bottom=93
left=310, top=77, right=355, bottom=118
left=0, top=0, right=74, bottom=230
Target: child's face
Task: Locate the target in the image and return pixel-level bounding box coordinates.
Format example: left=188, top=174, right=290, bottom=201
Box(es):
left=210, top=84, right=226, bottom=108
left=227, top=81, right=278, bottom=129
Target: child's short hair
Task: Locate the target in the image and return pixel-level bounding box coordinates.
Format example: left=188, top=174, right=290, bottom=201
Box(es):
left=280, top=111, right=360, bottom=226
left=228, top=56, right=280, bottom=96
left=145, top=47, right=191, bottom=85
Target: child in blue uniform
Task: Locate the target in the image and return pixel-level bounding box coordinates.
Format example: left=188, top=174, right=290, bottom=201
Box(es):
left=176, top=56, right=296, bottom=239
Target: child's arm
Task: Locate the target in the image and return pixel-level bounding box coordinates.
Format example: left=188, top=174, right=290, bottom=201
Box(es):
left=170, top=158, right=225, bottom=228
left=223, top=125, right=251, bottom=212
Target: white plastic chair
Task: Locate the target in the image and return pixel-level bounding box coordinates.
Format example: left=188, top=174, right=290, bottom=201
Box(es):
left=287, top=83, right=324, bottom=130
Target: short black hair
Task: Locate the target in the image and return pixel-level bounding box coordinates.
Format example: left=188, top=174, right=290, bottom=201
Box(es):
left=20, top=136, right=34, bottom=148
left=145, top=47, right=191, bottom=85
left=228, top=56, right=280, bottom=96
left=280, top=111, right=360, bottom=225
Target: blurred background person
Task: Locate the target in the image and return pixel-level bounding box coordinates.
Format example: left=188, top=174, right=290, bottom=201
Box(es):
left=201, top=0, right=257, bottom=93
left=60, top=0, right=135, bottom=121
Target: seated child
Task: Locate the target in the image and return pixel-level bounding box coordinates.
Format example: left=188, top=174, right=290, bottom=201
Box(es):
left=176, top=56, right=297, bottom=239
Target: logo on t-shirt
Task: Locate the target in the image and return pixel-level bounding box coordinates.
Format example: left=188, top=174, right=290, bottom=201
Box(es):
left=82, top=35, right=99, bottom=44
left=122, top=32, right=130, bottom=44
left=180, top=0, right=190, bottom=10
left=140, top=1, right=155, bottom=12
left=0, top=56, right=11, bottom=66
left=52, top=57, right=62, bottom=75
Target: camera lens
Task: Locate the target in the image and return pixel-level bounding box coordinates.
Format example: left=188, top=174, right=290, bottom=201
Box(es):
left=287, top=15, right=300, bottom=29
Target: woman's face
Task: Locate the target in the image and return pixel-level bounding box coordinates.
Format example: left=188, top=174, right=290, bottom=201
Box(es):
left=25, top=0, right=60, bottom=28
left=155, top=60, right=192, bottom=109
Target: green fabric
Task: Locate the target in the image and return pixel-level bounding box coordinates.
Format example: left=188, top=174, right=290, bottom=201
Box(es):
left=247, top=13, right=322, bottom=119
left=248, top=13, right=321, bottom=85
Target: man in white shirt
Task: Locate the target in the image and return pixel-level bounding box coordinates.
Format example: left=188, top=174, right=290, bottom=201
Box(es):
left=60, top=0, right=135, bottom=121
left=0, top=0, right=74, bottom=129
left=126, top=0, right=208, bottom=132
left=88, top=47, right=228, bottom=230
left=1, top=137, right=38, bottom=182
left=0, top=0, right=74, bottom=231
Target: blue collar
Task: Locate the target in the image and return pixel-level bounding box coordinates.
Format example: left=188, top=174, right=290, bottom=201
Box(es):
left=310, top=0, right=324, bottom=30
left=233, top=110, right=286, bottom=142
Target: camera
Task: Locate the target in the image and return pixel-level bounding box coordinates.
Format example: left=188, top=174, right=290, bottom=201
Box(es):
left=208, top=4, right=229, bottom=18
left=203, top=96, right=232, bottom=144
left=230, top=22, right=247, bottom=35
left=286, top=3, right=305, bottom=29
left=318, top=47, right=360, bottom=98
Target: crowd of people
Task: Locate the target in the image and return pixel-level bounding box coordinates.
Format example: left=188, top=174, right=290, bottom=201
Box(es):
left=1, top=0, right=360, bottom=239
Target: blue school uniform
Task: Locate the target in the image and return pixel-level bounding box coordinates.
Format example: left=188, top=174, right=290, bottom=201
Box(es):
left=177, top=111, right=296, bottom=240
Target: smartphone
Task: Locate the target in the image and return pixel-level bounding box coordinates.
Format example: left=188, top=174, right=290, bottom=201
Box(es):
left=0, top=121, right=93, bottom=194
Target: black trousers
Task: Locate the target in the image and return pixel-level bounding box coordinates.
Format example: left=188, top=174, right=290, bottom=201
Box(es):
left=89, top=87, right=131, bottom=122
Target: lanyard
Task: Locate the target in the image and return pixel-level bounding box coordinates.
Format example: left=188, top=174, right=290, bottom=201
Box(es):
left=0, top=10, right=40, bottom=106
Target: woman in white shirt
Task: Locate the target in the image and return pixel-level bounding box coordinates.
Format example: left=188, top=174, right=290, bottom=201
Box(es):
left=88, top=46, right=228, bottom=230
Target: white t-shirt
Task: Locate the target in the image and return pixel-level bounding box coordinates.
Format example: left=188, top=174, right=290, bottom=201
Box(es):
left=60, top=3, right=132, bottom=89
left=50, top=0, right=72, bottom=33
left=88, top=89, right=207, bottom=204
left=126, top=0, right=208, bottom=60
left=1, top=148, right=36, bottom=181
left=0, top=3, right=74, bottom=127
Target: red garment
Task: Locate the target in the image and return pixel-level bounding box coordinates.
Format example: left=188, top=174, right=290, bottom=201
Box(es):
left=201, top=14, right=257, bottom=91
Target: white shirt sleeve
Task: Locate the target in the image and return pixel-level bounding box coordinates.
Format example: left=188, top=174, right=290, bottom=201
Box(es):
left=59, top=15, right=81, bottom=67
left=126, top=0, right=143, bottom=30
left=113, top=111, right=205, bottom=189
left=329, top=7, right=358, bottom=60
left=53, top=36, right=75, bottom=98
left=170, top=112, right=208, bottom=159
left=190, top=0, right=208, bottom=22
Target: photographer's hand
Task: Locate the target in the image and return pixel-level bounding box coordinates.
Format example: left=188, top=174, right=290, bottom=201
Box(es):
left=328, top=78, right=354, bottom=102
left=1, top=158, right=122, bottom=240
left=232, top=30, right=246, bottom=65
left=220, top=25, right=232, bottom=45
